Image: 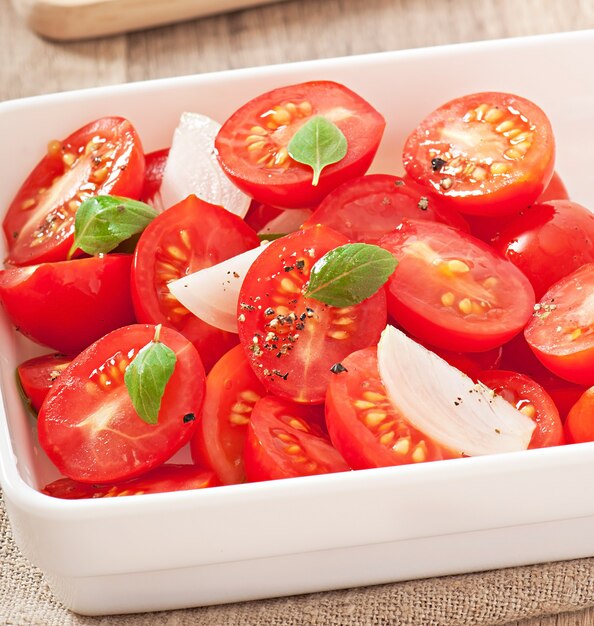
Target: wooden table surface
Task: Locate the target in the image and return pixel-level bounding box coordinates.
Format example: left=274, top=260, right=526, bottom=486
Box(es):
left=1, top=0, right=594, bottom=624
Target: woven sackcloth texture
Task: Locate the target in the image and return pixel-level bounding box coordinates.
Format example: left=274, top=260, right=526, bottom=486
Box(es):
left=1, top=490, right=594, bottom=626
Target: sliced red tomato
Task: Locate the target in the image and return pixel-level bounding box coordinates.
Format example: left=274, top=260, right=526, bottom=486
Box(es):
left=325, top=347, right=451, bottom=469
left=0, top=254, right=136, bottom=354
left=42, top=464, right=218, bottom=499
left=237, top=225, right=387, bottom=403
left=379, top=220, right=535, bottom=352
left=191, top=344, right=266, bottom=485
left=4, top=117, right=145, bottom=266
left=525, top=263, right=594, bottom=386
left=215, top=81, right=385, bottom=208
left=403, top=92, right=555, bottom=217
left=140, top=148, right=169, bottom=204
left=244, top=202, right=283, bottom=232
left=492, top=200, right=594, bottom=299
left=565, top=387, right=594, bottom=443
left=538, top=171, right=569, bottom=203
left=476, top=369, right=564, bottom=448
left=131, top=195, right=259, bottom=371
left=243, top=396, right=348, bottom=482
left=303, top=174, right=468, bottom=243
left=38, top=324, right=205, bottom=483
left=17, top=353, right=71, bottom=412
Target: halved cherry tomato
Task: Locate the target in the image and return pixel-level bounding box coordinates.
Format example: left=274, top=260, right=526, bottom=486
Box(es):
left=538, top=171, right=569, bottom=204
left=491, top=200, right=594, bottom=299
left=0, top=254, right=136, bottom=354
left=244, top=202, right=283, bottom=232
left=191, top=344, right=266, bottom=485
left=476, top=369, right=564, bottom=448
left=42, top=464, right=218, bottom=499
left=38, top=324, right=205, bottom=483
left=403, top=92, right=555, bottom=216
left=379, top=220, right=535, bottom=352
left=131, top=195, right=259, bottom=371
left=140, top=148, right=169, bottom=204
left=215, top=81, right=385, bottom=208
left=429, top=344, right=502, bottom=379
left=4, top=117, right=145, bottom=266
left=17, top=353, right=71, bottom=412
left=325, top=347, right=451, bottom=469
left=237, top=225, right=387, bottom=403
left=303, top=174, right=469, bottom=243
left=243, top=396, right=348, bottom=482
left=565, top=387, right=594, bottom=443
left=525, top=263, right=594, bottom=386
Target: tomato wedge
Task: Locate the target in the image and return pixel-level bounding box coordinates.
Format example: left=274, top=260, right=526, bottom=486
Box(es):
left=140, top=148, right=169, bottom=204
left=476, top=370, right=564, bottom=448
left=131, top=195, right=259, bottom=371
left=237, top=225, right=387, bottom=403
left=4, top=117, right=145, bottom=266
left=191, top=344, right=266, bottom=485
left=0, top=254, right=136, bottom=354
left=379, top=220, right=535, bottom=352
left=17, top=353, right=71, bottom=412
left=215, top=81, right=385, bottom=208
left=525, top=263, right=594, bottom=386
left=42, top=464, right=218, bottom=499
left=303, top=174, right=468, bottom=243
left=325, top=347, right=450, bottom=469
left=243, top=396, right=348, bottom=482
left=565, top=387, right=594, bottom=444
left=403, top=92, right=555, bottom=216
left=38, top=324, right=205, bottom=483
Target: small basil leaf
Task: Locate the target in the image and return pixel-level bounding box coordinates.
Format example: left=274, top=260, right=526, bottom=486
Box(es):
left=258, top=232, right=288, bottom=242
left=124, top=326, right=177, bottom=425
left=287, top=116, right=347, bottom=186
left=305, top=243, right=397, bottom=307
left=69, top=195, right=158, bottom=258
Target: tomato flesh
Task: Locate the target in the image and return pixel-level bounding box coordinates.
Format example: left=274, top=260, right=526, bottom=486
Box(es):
left=403, top=92, right=555, bottom=216
left=140, top=148, right=169, bottom=204
left=215, top=81, right=385, bottom=208
left=17, top=353, right=71, bottom=412
left=565, top=387, right=594, bottom=444
left=38, top=324, right=205, bottom=483
left=237, top=225, right=387, bottom=403
left=4, top=117, right=145, bottom=266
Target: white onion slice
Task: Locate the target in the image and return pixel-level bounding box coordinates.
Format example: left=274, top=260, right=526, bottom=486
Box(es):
left=168, top=245, right=267, bottom=333
left=160, top=112, right=251, bottom=218
left=258, top=208, right=313, bottom=235
left=377, top=325, right=535, bottom=456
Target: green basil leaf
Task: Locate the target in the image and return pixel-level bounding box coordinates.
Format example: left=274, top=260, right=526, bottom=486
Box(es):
left=124, top=325, right=177, bottom=425
left=287, top=116, right=347, bottom=186
left=69, top=195, right=158, bottom=258
left=258, top=232, right=288, bottom=242
left=305, top=243, right=397, bottom=307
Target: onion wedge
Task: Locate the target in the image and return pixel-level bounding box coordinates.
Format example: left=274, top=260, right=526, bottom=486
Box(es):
left=160, top=113, right=251, bottom=218
left=168, top=245, right=267, bottom=334
left=377, top=325, right=535, bottom=456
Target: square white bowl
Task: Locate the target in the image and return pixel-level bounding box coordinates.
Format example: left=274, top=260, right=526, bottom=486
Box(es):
left=1, top=30, right=594, bottom=616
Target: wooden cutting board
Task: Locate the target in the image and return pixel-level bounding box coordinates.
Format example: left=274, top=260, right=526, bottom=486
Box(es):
left=11, top=0, right=283, bottom=40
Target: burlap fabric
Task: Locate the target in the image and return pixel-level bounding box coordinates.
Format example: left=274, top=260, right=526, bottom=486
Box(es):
left=2, top=492, right=593, bottom=626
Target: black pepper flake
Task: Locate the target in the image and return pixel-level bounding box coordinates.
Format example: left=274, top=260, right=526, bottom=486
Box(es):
left=233, top=271, right=239, bottom=278
left=418, top=196, right=429, bottom=211
left=240, top=303, right=256, bottom=311
left=495, top=428, right=501, bottom=434
left=394, top=180, right=405, bottom=187
left=264, top=307, right=275, bottom=316
left=183, top=413, right=195, bottom=423
left=284, top=266, right=294, bottom=272
left=92, top=155, right=102, bottom=165
left=295, top=322, right=305, bottom=331
left=306, top=307, right=315, bottom=317
left=288, top=299, right=298, bottom=305
left=330, top=363, right=348, bottom=374
left=299, top=312, right=306, bottom=322
left=295, top=260, right=305, bottom=270
left=431, top=157, right=447, bottom=171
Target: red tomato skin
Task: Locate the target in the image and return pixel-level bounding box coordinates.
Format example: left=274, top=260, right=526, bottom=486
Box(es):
left=237, top=225, right=387, bottom=404
left=244, top=202, right=283, bottom=232
left=325, top=347, right=451, bottom=469
left=131, top=195, right=259, bottom=372
left=42, top=464, right=218, bottom=499
left=565, top=387, right=594, bottom=443
left=140, top=148, right=169, bottom=204
left=492, top=200, right=594, bottom=299
left=379, top=220, right=535, bottom=352
left=476, top=369, right=564, bottom=448
left=215, top=81, right=386, bottom=208
left=0, top=254, right=136, bottom=354
left=243, top=396, right=349, bottom=482
left=303, top=174, right=469, bottom=244
left=538, top=171, right=569, bottom=204
left=4, top=117, right=145, bottom=266
left=191, top=344, right=266, bottom=485
left=525, top=263, right=594, bottom=386
left=403, top=92, right=555, bottom=217
left=430, top=344, right=502, bottom=379
left=38, top=324, right=205, bottom=483
left=17, top=353, right=71, bottom=412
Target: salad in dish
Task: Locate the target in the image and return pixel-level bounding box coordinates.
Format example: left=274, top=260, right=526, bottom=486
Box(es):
left=1, top=80, right=593, bottom=498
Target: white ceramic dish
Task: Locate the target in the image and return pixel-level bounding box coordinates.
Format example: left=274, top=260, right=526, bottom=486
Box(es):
left=1, top=30, right=594, bottom=616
